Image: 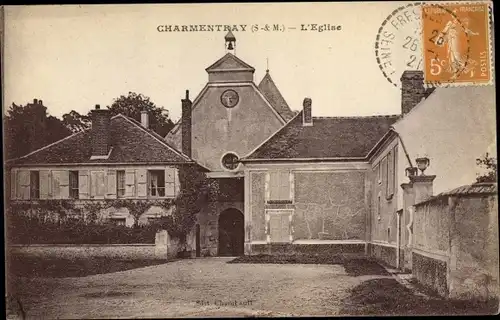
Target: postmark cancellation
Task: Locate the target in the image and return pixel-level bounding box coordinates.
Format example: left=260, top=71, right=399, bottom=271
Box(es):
left=375, top=1, right=493, bottom=88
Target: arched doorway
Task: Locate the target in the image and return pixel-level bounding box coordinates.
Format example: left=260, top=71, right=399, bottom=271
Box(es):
left=218, top=208, right=244, bottom=256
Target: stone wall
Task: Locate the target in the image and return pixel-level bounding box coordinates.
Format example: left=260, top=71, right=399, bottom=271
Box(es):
left=8, top=244, right=158, bottom=260
left=294, top=171, right=366, bottom=240
left=412, top=191, right=499, bottom=302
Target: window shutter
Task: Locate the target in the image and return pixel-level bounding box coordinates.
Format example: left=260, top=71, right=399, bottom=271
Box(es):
left=387, top=151, right=394, bottom=196
left=79, top=170, right=89, bottom=199
left=96, top=171, right=106, bottom=198
left=52, top=170, right=62, bottom=199
left=281, top=215, right=290, bottom=242
left=381, top=157, right=387, bottom=194
left=174, top=168, right=180, bottom=196
left=106, top=170, right=117, bottom=199
left=279, top=170, right=290, bottom=201
left=89, top=171, right=105, bottom=199
left=59, top=171, right=69, bottom=199
left=289, top=171, right=295, bottom=202
left=165, top=168, right=175, bottom=198
left=136, top=168, right=147, bottom=198
left=10, top=170, right=17, bottom=200
left=269, top=215, right=281, bottom=242
left=17, top=170, right=30, bottom=200
left=90, top=171, right=97, bottom=198
left=269, top=171, right=279, bottom=200
left=39, top=170, right=51, bottom=199
left=125, top=169, right=136, bottom=197
left=265, top=172, right=270, bottom=201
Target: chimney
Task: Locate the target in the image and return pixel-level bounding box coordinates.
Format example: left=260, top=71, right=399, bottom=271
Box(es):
left=91, top=104, right=111, bottom=157
left=141, top=110, right=149, bottom=129
left=302, top=97, right=313, bottom=126
left=181, top=90, right=192, bottom=157
left=400, top=70, right=435, bottom=115
left=33, top=98, right=38, bottom=104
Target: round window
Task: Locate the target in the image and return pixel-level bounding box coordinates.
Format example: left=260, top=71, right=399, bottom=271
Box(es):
left=221, top=152, right=240, bottom=170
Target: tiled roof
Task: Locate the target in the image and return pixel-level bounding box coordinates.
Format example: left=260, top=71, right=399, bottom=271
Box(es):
left=243, top=111, right=400, bottom=160
left=258, top=71, right=295, bottom=122
left=414, top=182, right=497, bottom=206
left=9, top=114, right=193, bottom=165
left=440, top=183, right=497, bottom=196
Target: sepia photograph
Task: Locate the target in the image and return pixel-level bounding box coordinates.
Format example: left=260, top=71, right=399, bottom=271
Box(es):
left=2, top=1, right=498, bottom=318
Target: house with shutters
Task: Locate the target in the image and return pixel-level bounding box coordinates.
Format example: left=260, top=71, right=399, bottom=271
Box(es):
left=7, top=108, right=195, bottom=227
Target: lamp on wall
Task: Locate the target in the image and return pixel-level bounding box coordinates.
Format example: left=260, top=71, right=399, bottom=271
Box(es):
left=415, top=157, right=430, bottom=176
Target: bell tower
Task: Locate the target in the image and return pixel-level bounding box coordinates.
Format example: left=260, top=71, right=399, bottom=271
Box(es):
left=225, top=31, right=236, bottom=55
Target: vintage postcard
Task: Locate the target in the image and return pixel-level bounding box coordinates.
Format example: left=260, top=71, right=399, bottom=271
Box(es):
left=3, top=2, right=498, bottom=318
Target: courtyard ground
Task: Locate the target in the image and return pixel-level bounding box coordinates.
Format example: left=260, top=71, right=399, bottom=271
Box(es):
left=6, top=256, right=498, bottom=318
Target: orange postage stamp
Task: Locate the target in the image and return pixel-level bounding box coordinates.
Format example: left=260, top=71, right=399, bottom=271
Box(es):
left=421, top=2, right=492, bottom=86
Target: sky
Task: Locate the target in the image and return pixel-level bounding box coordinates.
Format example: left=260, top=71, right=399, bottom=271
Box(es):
left=4, top=2, right=416, bottom=122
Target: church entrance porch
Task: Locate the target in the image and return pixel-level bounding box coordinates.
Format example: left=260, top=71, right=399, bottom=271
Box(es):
left=218, top=208, right=244, bottom=256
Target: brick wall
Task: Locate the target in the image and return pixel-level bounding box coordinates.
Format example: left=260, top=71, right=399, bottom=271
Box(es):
left=91, top=108, right=111, bottom=156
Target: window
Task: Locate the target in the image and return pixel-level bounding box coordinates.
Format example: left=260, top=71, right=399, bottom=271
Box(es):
left=267, top=170, right=292, bottom=203
left=148, top=217, right=161, bottom=224
left=386, top=150, right=395, bottom=199
left=377, top=194, right=381, bottom=221
left=69, top=171, right=79, bottom=199
left=375, top=163, right=381, bottom=184
left=149, top=170, right=166, bottom=197
left=221, top=152, right=239, bottom=171
left=116, top=170, right=126, bottom=198
left=113, top=218, right=126, bottom=226
left=30, top=171, right=40, bottom=199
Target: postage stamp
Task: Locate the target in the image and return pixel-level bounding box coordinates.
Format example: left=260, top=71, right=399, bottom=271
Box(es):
left=421, top=2, right=493, bottom=86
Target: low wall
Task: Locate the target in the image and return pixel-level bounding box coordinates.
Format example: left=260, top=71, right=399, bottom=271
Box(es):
left=8, top=244, right=159, bottom=260
left=369, top=243, right=398, bottom=267
left=250, top=242, right=366, bottom=256
left=412, top=186, right=499, bottom=302
left=412, top=251, right=448, bottom=297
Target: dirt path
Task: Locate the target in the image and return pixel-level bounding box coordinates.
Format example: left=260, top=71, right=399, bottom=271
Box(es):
left=9, top=257, right=394, bottom=318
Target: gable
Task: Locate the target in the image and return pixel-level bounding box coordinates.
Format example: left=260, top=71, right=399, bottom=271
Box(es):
left=190, top=83, right=286, bottom=171
left=206, top=53, right=255, bottom=72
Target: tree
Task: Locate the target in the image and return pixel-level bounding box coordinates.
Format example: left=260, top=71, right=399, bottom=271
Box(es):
left=476, top=152, right=497, bottom=183
left=4, top=100, right=72, bottom=160
left=157, top=165, right=214, bottom=252
left=62, top=110, right=91, bottom=133
left=61, top=92, right=175, bottom=137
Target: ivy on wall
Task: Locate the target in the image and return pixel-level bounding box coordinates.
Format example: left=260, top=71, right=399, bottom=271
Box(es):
left=6, top=164, right=212, bottom=245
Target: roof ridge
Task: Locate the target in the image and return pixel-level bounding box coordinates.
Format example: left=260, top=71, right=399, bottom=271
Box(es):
left=312, top=114, right=401, bottom=119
